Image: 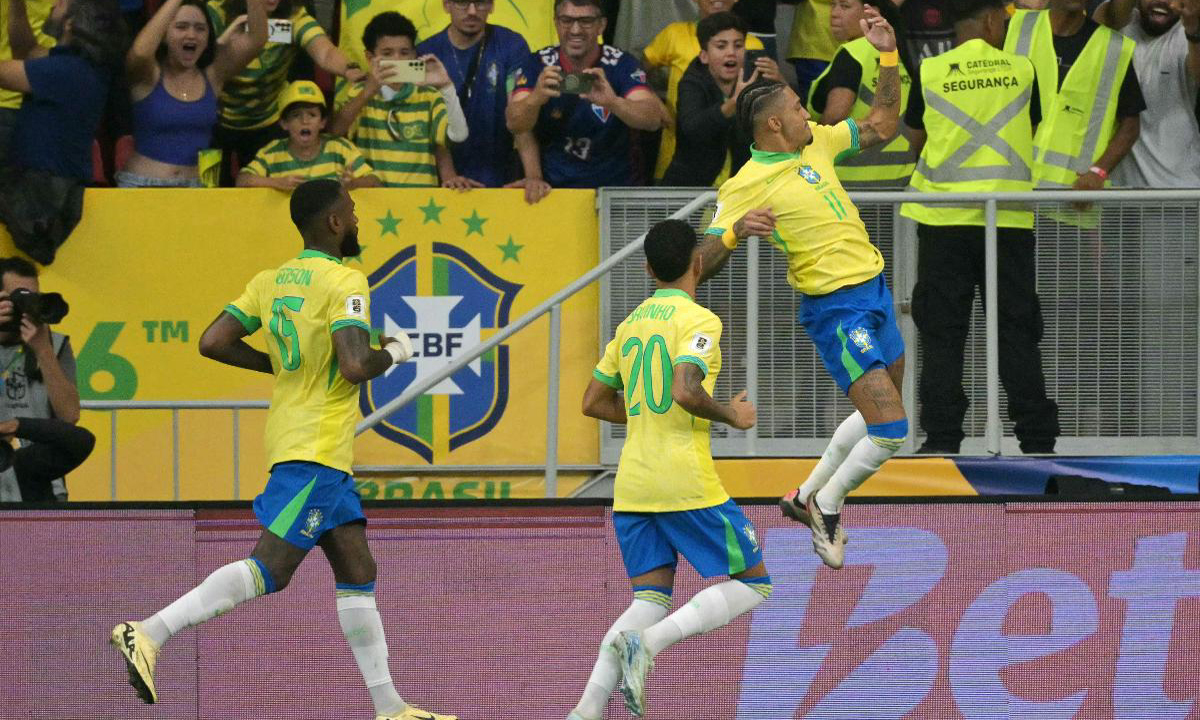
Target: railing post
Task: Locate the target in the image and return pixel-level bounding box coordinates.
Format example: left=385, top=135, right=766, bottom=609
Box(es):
left=745, top=235, right=760, bottom=454
left=232, top=408, right=240, bottom=500
left=110, top=411, right=118, bottom=501
left=984, top=199, right=1002, bottom=455
left=545, top=303, right=562, bottom=498
left=172, top=408, right=181, bottom=500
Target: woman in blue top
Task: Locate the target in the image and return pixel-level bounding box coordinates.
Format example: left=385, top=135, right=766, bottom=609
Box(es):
left=118, top=0, right=266, bottom=187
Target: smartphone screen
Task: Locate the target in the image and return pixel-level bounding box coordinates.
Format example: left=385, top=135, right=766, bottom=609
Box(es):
left=379, top=59, right=426, bottom=84
left=561, top=72, right=595, bottom=95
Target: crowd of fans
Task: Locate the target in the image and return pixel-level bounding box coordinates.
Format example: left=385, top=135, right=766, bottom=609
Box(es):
left=0, top=0, right=1196, bottom=260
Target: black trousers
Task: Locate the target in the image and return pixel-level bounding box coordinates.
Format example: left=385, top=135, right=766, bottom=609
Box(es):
left=912, top=224, right=1060, bottom=452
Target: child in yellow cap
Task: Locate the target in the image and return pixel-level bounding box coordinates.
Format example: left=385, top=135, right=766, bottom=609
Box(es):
left=237, top=80, right=381, bottom=190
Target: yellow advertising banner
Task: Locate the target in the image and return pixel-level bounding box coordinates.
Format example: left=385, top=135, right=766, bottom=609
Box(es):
left=338, top=0, right=556, bottom=80
left=0, top=188, right=599, bottom=500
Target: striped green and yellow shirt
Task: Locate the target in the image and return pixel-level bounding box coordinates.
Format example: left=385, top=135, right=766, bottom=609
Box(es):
left=340, top=83, right=447, bottom=188
left=242, top=135, right=373, bottom=180
left=207, top=3, right=326, bottom=129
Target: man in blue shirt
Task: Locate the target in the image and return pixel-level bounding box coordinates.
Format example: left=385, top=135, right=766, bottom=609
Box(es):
left=506, top=0, right=663, bottom=189
left=417, top=0, right=530, bottom=189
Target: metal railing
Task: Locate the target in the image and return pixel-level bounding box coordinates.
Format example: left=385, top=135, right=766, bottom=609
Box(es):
left=602, top=188, right=1200, bottom=458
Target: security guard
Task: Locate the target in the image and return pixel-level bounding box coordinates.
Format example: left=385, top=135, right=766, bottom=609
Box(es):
left=1006, top=0, right=1143, bottom=221
left=901, top=0, right=1060, bottom=454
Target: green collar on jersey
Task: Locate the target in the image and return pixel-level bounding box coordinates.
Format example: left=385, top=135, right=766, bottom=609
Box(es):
left=652, top=288, right=692, bottom=300
left=749, top=144, right=801, bottom=164
left=298, top=249, right=342, bottom=263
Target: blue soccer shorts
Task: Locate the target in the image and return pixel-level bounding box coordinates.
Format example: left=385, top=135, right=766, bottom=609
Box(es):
left=614, top=499, right=764, bottom=579
left=799, top=272, right=905, bottom=394
left=253, top=461, right=366, bottom=551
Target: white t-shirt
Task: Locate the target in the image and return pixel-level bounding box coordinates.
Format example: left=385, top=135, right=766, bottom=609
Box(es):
left=1113, top=11, right=1200, bottom=187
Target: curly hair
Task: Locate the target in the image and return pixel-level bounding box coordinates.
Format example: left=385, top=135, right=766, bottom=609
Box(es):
left=65, top=0, right=128, bottom=69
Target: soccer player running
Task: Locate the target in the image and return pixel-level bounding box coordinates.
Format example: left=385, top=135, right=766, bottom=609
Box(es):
left=572, top=219, right=772, bottom=720
left=701, top=5, right=905, bottom=570
left=109, top=179, right=456, bottom=720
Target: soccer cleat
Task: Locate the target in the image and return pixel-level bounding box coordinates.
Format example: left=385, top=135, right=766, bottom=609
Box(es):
left=612, top=630, right=653, bottom=717
left=780, top=489, right=848, bottom=545
left=110, top=621, right=159, bottom=704
left=566, top=712, right=597, bottom=720
left=806, top=495, right=846, bottom=570
left=377, top=706, right=458, bottom=720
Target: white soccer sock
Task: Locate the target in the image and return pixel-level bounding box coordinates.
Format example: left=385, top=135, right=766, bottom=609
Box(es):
left=815, top=434, right=899, bottom=514
left=573, top=599, right=669, bottom=719
left=141, top=559, right=263, bottom=648
left=796, top=411, right=867, bottom=503
left=337, top=594, right=406, bottom=716
left=642, top=581, right=766, bottom=657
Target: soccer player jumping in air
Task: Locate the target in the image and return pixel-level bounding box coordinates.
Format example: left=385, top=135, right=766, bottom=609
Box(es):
left=701, top=6, right=906, bottom=570
left=572, top=220, right=772, bottom=719
left=109, top=179, right=456, bottom=720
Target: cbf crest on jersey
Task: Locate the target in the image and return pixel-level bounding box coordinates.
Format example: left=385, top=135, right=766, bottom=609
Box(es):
left=360, top=244, right=521, bottom=462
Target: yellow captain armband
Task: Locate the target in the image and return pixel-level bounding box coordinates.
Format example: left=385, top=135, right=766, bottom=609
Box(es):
left=721, top=227, right=739, bottom=250
left=879, top=50, right=899, bottom=68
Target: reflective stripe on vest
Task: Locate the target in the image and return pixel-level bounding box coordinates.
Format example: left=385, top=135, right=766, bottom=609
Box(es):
left=808, top=38, right=915, bottom=187
left=1004, top=10, right=1057, bottom=127
left=901, top=40, right=1035, bottom=228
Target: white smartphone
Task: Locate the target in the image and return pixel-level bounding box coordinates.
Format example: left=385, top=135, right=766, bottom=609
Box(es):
left=379, top=59, right=426, bottom=84
left=267, top=18, right=292, bottom=44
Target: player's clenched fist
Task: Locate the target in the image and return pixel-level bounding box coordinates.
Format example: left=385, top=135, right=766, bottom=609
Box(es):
left=727, top=390, right=757, bottom=430
left=733, top=208, right=778, bottom=240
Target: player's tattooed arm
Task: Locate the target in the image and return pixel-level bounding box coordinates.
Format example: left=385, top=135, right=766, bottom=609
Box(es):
left=582, top=378, right=627, bottom=424
left=698, top=235, right=733, bottom=283
left=199, top=312, right=273, bottom=374
left=672, top=364, right=756, bottom=430
left=332, top=326, right=394, bottom=384
left=856, top=4, right=901, bottom=149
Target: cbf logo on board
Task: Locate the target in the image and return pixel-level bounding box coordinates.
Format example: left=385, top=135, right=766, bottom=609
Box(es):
left=360, top=244, right=521, bottom=462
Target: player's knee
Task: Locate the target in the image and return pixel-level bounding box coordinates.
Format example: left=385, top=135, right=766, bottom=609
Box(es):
left=867, top=417, right=908, bottom=454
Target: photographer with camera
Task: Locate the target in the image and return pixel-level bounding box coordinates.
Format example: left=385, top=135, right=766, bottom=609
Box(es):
left=0, top=257, right=94, bottom=502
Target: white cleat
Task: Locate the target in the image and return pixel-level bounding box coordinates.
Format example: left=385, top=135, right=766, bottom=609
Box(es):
left=612, top=629, right=654, bottom=717
left=806, top=495, right=846, bottom=569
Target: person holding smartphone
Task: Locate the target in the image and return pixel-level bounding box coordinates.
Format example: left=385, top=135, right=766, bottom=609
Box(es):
left=661, top=12, right=782, bottom=186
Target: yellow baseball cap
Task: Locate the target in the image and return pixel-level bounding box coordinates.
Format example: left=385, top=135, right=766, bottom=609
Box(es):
left=278, top=80, right=326, bottom=116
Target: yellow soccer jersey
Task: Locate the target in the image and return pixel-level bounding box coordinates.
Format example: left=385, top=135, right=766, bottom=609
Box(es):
left=706, top=120, right=884, bottom=296
left=593, top=289, right=730, bottom=513
left=225, top=250, right=370, bottom=473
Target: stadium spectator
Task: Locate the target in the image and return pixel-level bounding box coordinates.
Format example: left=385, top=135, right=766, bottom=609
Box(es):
left=0, top=0, right=126, bottom=264
left=809, top=0, right=917, bottom=187
left=330, top=12, right=468, bottom=187
left=661, top=12, right=782, bottom=186
left=0, top=0, right=54, bottom=165
left=238, top=80, right=380, bottom=189
left=417, top=0, right=531, bottom=189
left=901, top=0, right=1059, bottom=454
left=897, top=0, right=958, bottom=60
left=0, top=257, right=90, bottom=502
left=643, top=0, right=765, bottom=182
left=734, top=0, right=781, bottom=58
left=786, top=0, right=838, bottom=103
left=507, top=0, right=663, bottom=189
left=118, top=0, right=266, bottom=188
left=207, top=0, right=365, bottom=185
left=1097, top=0, right=1200, bottom=187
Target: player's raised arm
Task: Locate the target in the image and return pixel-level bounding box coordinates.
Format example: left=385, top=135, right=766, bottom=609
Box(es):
left=582, top=378, right=627, bottom=424
left=671, top=364, right=756, bottom=429
left=854, top=5, right=901, bottom=149
left=199, top=311, right=273, bottom=374
left=699, top=208, right=777, bottom=282
left=332, top=326, right=411, bottom=385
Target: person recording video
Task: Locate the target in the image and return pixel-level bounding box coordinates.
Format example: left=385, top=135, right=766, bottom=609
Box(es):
left=0, top=256, right=93, bottom=502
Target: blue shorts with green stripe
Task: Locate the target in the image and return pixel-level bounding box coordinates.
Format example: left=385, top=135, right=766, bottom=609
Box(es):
left=799, top=272, right=905, bottom=395
left=613, top=499, right=763, bottom=579
left=253, top=461, right=366, bottom=551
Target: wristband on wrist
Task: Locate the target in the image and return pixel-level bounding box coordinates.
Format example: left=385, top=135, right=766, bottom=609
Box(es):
left=1088, top=165, right=1108, bottom=180
left=384, top=342, right=405, bottom=364
left=720, top=227, right=739, bottom=250
left=879, top=50, right=899, bottom=67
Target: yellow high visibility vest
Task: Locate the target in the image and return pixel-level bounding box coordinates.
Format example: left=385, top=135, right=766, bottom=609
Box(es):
left=1004, top=9, right=1135, bottom=189
left=808, top=37, right=916, bottom=188
left=901, top=39, right=1036, bottom=228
